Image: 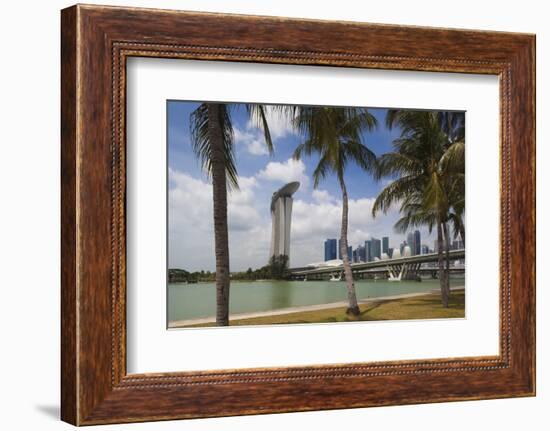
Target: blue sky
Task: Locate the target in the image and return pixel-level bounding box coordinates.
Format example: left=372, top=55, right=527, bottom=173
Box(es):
left=167, top=101, right=437, bottom=271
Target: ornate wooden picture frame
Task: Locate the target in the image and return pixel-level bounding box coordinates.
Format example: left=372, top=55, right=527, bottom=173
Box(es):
left=61, top=4, right=535, bottom=425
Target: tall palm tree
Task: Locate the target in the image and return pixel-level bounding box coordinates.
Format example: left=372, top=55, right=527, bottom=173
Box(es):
left=190, top=103, right=273, bottom=326
left=438, top=112, right=465, bottom=295
left=372, top=110, right=464, bottom=307
left=291, top=107, right=377, bottom=316
left=440, top=113, right=465, bottom=246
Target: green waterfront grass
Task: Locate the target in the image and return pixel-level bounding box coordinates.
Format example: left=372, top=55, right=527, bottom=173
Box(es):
left=188, top=290, right=465, bottom=327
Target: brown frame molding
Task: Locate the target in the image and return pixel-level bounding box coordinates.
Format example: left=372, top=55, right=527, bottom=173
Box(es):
left=61, top=4, right=535, bottom=425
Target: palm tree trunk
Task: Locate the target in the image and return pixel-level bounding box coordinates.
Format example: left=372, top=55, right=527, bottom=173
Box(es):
left=442, top=222, right=451, bottom=301
left=207, top=103, right=230, bottom=326
left=437, top=221, right=449, bottom=307
left=338, top=174, right=360, bottom=316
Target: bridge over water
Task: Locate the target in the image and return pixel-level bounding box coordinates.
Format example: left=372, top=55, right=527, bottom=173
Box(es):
left=290, top=249, right=465, bottom=281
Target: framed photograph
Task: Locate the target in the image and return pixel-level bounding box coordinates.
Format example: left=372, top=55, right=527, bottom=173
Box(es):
left=61, top=4, right=535, bottom=425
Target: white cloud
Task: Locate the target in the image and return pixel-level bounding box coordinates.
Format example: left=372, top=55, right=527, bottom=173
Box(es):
left=168, top=169, right=271, bottom=271
left=247, top=106, right=296, bottom=140
left=228, top=176, right=261, bottom=231
left=168, top=167, right=436, bottom=272
left=257, top=158, right=309, bottom=187
left=291, top=195, right=379, bottom=247
left=234, top=127, right=270, bottom=156
left=234, top=107, right=297, bottom=156
left=311, top=189, right=336, bottom=204
left=229, top=175, right=257, bottom=205
left=169, top=169, right=213, bottom=233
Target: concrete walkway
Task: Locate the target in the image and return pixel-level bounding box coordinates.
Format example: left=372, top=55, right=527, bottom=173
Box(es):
left=168, top=286, right=465, bottom=328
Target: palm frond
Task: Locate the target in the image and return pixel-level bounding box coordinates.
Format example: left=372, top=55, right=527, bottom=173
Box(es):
left=376, top=151, right=423, bottom=179
left=189, top=103, right=239, bottom=190
left=447, top=212, right=465, bottom=241
left=440, top=140, right=465, bottom=172
left=291, top=106, right=379, bottom=190
left=423, top=171, right=447, bottom=215
left=372, top=175, right=424, bottom=216
left=245, top=104, right=274, bottom=155
left=343, top=140, right=377, bottom=172
left=311, top=153, right=333, bottom=188
left=438, top=111, right=465, bottom=143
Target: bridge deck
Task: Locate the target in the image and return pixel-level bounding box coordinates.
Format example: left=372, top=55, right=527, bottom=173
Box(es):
left=290, top=249, right=465, bottom=276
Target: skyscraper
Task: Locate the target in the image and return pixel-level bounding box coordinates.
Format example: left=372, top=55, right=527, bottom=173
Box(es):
left=406, top=230, right=421, bottom=255
left=421, top=244, right=429, bottom=254
left=338, top=239, right=352, bottom=261
left=365, top=240, right=372, bottom=262
left=324, top=238, right=337, bottom=261
left=371, top=237, right=381, bottom=260
left=382, top=236, right=389, bottom=255
left=356, top=244, right=366, bottom=262
left=414, top=230, right=421, bottom=255
left=270, top=182, right=300, bottom=261
left=407, top=232, right=414, bottom=254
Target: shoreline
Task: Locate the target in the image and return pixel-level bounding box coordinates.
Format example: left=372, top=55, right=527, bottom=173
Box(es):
left=168, top=286, right=465, bottom=328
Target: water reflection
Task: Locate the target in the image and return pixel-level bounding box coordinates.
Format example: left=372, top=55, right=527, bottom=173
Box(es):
left=168, top=279, right=465, bottom=322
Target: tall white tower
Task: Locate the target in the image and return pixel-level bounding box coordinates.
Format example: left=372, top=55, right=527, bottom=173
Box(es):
left=269, top=182, right=300, bottom=261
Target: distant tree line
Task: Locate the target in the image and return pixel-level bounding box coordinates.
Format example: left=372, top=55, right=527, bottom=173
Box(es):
left=169, top=255, right=289, bottom=284
left=232, top=255, right=289, bottom=281
left=168, top=268, right=215, bottom=283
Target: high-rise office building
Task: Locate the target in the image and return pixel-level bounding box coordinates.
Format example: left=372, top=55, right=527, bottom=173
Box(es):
left=356, top=244, right=366, bottom=262
left=406, top=230, right=421, bottom=255
left=338, top=239, right=352, bottom=261
left=324, top=238, right=337, bottom=261
left=382, top=236, right=389, bottom=255
left=371, top=237, right=381, bottom=260
left=365, top=240, right=372, bottom=262
left=414, top=230, right=421, bottom=255
left=421, top=244, right=429, bottom=254
left=388, top=247, right=394, bottom=258
left=407, top=232, right=414, bottom=248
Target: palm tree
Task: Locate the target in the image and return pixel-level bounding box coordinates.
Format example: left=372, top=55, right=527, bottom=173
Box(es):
left=440, top=113, right=465, bottom=246
left=291, top=107, right=377, bottom=316
left=438, top=112, right=465, bottom=296
left=372, top=110, right=464, bottom=307
left=190, top=103, right=273, bottom=326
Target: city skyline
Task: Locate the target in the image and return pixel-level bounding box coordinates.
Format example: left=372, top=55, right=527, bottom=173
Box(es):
left=168, top=101, right=439, bottom=272
left=324, top=230, right=425, bottom=263
left=324, top=228, right=464, bottom=264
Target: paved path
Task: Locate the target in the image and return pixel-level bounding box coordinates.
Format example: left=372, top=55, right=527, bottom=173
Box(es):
left=168, top=286, right=465, bottom=328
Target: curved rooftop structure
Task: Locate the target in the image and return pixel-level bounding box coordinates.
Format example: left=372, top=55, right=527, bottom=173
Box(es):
left=270, top=181, right=300, bottom=213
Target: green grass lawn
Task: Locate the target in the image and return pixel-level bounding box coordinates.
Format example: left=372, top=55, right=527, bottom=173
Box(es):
left=184, top=290, right=465, bottom=327
left=226, top=290, right=465, bottom=326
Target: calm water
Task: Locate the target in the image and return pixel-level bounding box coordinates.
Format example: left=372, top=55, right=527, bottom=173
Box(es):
left=168, top=278, right=464, bottom=322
